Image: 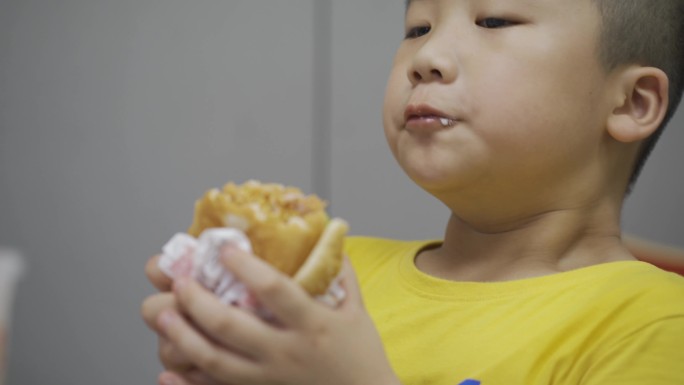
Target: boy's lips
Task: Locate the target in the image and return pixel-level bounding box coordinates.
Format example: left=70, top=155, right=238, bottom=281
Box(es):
left=404, top=104, right=459, bottom=131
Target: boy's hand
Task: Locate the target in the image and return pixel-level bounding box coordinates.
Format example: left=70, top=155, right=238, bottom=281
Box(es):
left=142, top=254, right=203, bottom=381
left=156, top=247, right=400, bottom=385
left=145, top=254, right=174, bottom=291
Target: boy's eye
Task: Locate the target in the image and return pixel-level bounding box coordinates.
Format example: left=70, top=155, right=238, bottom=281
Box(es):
left=405, top=26, right=431, bottom=39
left=476, top=17, right=517, bottom=29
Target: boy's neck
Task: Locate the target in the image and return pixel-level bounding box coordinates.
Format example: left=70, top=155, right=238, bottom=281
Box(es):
left=415, top=196, right=636, bottom=282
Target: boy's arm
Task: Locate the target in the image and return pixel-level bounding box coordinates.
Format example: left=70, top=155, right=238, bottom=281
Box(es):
left=624, top=234, right=684, bottom=275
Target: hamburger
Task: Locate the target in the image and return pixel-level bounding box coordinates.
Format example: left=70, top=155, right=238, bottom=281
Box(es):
left=173, top=180, right=348, bottom=297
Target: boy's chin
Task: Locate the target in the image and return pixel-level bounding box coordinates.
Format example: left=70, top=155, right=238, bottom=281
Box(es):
left=401, top=161, right=478, bottom=193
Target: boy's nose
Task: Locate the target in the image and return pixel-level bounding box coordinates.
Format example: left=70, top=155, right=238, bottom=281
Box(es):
left=407, top=40, right=457, bottom=85
left=411, top=68, right=444, bottom=83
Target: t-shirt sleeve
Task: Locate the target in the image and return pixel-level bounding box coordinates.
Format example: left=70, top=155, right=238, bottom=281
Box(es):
left=581, top=316, right=684, bottom=384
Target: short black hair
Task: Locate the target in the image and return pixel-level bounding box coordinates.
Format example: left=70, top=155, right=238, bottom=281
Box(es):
left=592, top=0, right=684, bottom=189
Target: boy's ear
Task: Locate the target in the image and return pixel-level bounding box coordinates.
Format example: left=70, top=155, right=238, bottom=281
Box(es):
left=606, top=66, right=669, bottom=143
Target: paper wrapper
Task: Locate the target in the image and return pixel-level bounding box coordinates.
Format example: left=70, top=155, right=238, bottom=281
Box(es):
left=159, top=228, right=345, bottom=319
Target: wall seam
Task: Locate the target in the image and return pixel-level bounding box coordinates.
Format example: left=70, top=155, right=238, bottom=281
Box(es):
left=311, top=0, right=332, bottom=201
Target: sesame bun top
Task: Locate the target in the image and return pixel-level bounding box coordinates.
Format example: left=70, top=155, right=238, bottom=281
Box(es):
left=187, top=180, right=346, bottom=295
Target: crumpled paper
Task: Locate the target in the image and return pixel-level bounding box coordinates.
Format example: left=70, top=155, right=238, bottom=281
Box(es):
left=158, top=228, right=345, bottom=318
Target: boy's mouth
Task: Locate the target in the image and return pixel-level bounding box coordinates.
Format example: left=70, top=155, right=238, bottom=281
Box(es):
left=404, top=104, right=458, bottom=130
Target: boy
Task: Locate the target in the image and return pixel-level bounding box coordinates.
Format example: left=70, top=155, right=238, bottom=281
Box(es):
left=142, top=0, right=684, bottom=384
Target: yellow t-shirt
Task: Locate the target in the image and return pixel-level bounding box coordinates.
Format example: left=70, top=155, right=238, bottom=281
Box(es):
left=346, top=236, right=684, bottom=385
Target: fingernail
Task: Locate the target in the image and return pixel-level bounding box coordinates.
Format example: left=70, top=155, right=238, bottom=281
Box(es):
left=158, top=372, right=177, bottom=385
left=157, top=310, right=177, bottom=330
left=221, top=243, right=244, bottom=265
left=221, top=242, right=240, bottom=257
left=173, top=277, right=189, bottom=294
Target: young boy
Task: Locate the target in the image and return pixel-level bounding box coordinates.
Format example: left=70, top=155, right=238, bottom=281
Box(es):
left=142, top=0, right=684, bottom=384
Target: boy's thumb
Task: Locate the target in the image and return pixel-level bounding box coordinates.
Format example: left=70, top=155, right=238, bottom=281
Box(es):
left=338, top=256, right=366, bottom=309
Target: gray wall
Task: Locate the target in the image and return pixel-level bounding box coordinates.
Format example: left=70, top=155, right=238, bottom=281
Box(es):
left=0, top=1, right=681, bottom=384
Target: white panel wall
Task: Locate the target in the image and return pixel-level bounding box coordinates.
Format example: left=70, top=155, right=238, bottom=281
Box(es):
left=0, top=1, right=314, bottom=384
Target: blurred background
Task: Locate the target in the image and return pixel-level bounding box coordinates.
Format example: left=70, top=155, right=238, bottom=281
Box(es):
left=0, top=1, right=682, bottom=384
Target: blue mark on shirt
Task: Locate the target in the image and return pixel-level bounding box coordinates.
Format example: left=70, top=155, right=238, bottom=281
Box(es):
left=458, top=380, right=481, bottom=385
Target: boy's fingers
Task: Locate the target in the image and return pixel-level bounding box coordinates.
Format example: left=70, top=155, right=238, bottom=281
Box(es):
left=338, top=257, right=365, bottom=311
left=219, top=246, right=318, bottom=328
left=158, top=337, right=195, bottom=372
left=183, top=370, right=233, bottom=385
left=157, top=309, right=260, bottom=384
left=142, top=293, right=176, bottom=331
left=159, top=370, right=226, bottom=385
left=142, top=294, right=198, bottom=372
left=146, top=254, right=174, bottom=292
left=173, top=277, right=275, bottom=359
left=159, top=371, right=191, bottom=385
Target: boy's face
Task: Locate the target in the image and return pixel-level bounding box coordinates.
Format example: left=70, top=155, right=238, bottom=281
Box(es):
left=383, top=0, right=615, bottom=206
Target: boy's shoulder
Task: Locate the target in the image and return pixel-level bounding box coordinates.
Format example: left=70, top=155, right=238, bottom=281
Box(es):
left=535, top=260, right=684, bottom=331
left=602, top=261, right=684, bottom=314
left=604, top=259, right=684, bottom=290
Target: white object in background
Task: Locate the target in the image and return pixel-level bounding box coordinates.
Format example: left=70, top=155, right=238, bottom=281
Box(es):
left=0, top=248, right=26, bottom=385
